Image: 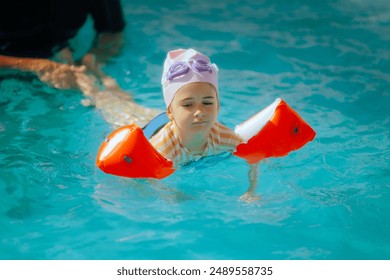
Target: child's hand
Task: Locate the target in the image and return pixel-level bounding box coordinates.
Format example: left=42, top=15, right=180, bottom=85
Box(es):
left=239, top=191, right=261, bottom=203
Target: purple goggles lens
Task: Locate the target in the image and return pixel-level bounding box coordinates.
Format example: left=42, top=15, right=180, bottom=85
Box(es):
left=166, top=59, right=214, bottom=81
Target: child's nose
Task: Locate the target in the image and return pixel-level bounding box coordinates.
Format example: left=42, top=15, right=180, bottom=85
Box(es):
left=194, top=109, right=205, bottom=118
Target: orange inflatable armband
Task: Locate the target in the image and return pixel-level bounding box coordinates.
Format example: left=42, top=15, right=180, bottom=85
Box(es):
left=96, top=124, right=174, bottom=179
left=234, top=98, right=316, bottom=164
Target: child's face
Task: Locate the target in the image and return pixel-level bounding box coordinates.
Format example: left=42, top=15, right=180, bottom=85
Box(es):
left=168, top=82, right=219, bottom=137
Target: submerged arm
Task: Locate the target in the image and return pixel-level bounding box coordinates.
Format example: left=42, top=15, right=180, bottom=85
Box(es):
left=240, top=163, right=261, bottom=202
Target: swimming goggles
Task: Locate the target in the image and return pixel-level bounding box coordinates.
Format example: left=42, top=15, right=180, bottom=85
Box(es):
left=165, top=59, right=218, bottom=81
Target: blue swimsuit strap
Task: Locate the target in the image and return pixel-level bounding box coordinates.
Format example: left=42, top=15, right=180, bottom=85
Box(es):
left=142, top=112, right=169, bottom=139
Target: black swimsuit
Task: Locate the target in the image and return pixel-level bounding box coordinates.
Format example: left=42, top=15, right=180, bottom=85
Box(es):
left=0, top=0, right=125, bottom=58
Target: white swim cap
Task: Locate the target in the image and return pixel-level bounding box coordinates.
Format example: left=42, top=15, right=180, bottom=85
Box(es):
left=161, top=48, right=218, bottom=108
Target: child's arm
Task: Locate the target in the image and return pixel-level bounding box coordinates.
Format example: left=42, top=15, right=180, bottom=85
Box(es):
left=239, top=163, right=261, bottom=202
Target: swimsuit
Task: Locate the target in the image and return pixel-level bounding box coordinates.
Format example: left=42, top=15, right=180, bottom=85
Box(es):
left=149, top=121, right=243, bottom=166
left=0, top=0, right=125, bottom=57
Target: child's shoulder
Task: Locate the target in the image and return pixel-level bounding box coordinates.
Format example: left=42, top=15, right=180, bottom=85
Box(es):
left=214, top=121, right=235, bottom=134
left=212, top=122, right=243, bottom=145
left=149, top=122, right=176, bottom=146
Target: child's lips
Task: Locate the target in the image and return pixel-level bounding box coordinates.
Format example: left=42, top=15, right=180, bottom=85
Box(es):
left=192, top=120, right=207, bottom=125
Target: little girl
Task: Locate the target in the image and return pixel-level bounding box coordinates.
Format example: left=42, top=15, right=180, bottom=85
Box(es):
left=149, top=49, right=242, bottom=165
left=150, top=49, right=259, bottom=201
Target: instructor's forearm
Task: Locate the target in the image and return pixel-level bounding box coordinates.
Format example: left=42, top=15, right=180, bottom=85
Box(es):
left=0, top=55, right=49, bottom=72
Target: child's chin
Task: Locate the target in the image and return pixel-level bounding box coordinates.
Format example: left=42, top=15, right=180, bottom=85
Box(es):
left=191, top=122, right=208, bottom=129
left=191, top=123, right=211, bottom=132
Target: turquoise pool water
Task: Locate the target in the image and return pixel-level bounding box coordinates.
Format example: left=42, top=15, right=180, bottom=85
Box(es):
left=1, top=0, right=389, bottom=259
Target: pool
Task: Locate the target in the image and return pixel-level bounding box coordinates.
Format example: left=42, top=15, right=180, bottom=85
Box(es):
left=1, top=0, right=389, bottom=260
